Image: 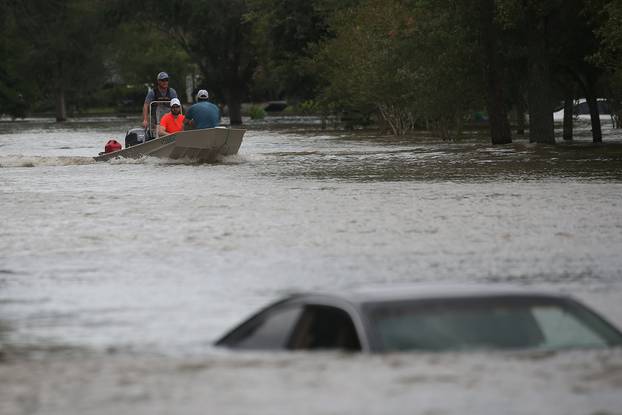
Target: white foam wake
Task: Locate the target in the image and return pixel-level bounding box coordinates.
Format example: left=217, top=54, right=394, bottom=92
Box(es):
left=0, top=155, right=96, bottom=167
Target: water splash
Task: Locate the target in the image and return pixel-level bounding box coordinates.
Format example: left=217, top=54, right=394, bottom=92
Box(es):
left=0, top=155, right=96, bottom=167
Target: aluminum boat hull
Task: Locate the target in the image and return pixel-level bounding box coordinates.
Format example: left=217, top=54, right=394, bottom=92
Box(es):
left=94, top=127, right=245, bottom=162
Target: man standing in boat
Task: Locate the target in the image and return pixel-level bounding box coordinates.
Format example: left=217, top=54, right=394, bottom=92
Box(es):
left=158, top=98, right=185, bottom=136
left=184, top=89, right=220, bottom=130
left=142, top=71, right=178, bottom=129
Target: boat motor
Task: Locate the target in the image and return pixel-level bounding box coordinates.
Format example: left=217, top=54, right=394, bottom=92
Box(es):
left=125, top=128, right=146, bottom=148
left=104, top=139, right=122, bottom=153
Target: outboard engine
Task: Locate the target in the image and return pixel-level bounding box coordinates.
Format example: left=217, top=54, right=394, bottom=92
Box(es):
left=125, top=128, right=146, bottom=148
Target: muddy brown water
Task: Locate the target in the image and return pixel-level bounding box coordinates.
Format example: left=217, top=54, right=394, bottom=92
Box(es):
left=1, top=116, right=622, bottom=414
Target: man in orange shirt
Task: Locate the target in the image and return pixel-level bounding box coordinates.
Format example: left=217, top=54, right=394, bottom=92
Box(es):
left=158, top=98, right=185, bottom=136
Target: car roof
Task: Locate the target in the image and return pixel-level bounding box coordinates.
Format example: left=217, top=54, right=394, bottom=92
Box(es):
left=285, top=284, right=568, bottom=306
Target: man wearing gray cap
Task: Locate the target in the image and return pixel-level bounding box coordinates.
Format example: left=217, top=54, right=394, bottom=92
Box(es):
left=142, top=71, right=178, bottom=129
left=183, top=89, right=220, bottom=130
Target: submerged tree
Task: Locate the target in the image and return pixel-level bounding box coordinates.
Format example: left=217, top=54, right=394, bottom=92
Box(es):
left=476, top=0, right=513, bottom=144
left=246, top=0, right=362, bottom=102
left=135, top=0, right=255, bottom=125
left=0, top=0, right=28, bottom=118
left=494, top=0, right=561, bottom=144
left=314, top=0, right=482, bottom=137
left=548, top=0, right=608, bottom=143
left=497, top=0, right=613, bottom=144
left=107, top=21, right=194, bottom=103
left=247, top=0, right=331, bottom=101
left=523, top=1, right=557, bottom=144
left=11, top=0, right=111, bottom=121
left=314, top=0, right=414, bottom=134
left=593, top=0, right=622, bottom=128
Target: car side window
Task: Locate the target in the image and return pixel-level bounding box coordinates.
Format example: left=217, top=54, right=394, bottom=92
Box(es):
left=222, top=305, right=304, bottom=350
left=288, top=305, right=362, bottom=351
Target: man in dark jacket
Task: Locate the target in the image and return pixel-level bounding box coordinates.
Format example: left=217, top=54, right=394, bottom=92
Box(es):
left=142, top=71, right=178, bottom=129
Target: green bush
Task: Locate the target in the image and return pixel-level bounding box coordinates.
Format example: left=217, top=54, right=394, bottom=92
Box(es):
left=298, top=100, right=319, bottom=114
left=313, top=0, right=482, bottom=135
left=248, top=104, right=266, bottom=119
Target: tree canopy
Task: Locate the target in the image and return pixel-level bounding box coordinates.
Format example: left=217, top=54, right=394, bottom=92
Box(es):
left=1, top=0, right=620, bottom=142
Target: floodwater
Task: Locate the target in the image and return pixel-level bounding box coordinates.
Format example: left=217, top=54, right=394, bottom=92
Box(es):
left=1, top=115, right=622, bottom=415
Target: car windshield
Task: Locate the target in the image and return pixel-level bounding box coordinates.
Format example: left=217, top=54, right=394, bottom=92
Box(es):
left=366, top=297, right=622, bottom=352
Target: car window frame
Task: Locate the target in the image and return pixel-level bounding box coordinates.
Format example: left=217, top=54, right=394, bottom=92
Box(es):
left=286, top=303, right=363, bottom=351
left=214, top=298, right=303, bottom=349
left=288, top=295, right=371, bottom=352
left=215, top=295, right=372, bottom=352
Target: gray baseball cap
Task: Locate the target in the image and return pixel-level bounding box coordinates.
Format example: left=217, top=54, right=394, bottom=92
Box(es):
left=157, top=72, right=169, bottom=80
left=196, top=89, right=209, bottom=99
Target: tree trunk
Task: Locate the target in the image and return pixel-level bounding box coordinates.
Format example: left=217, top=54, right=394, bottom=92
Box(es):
left=55, top=86, right=67, bottom=122
left=614, top=109, right=621, bottom=129
left=54, top=58, right=67, bottom=122
left=516, top=96, right=526, bottom=136
left=227, top=85, right=243, bottom=125
left=611, top=102, right=621, bottom=128
left=586, top=93, right=602, bottom=143
left=480, top=0, right=512, bottom=144
left=526, top=9, right=555, bottom=144
left=563, top=94, right=573, bottom=141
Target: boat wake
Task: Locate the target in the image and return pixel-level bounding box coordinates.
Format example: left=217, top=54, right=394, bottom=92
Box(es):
left=0, top=153, right=248, bottom=168
left=0, top=155, right=96, bottom=168
left=105, top=153, right=248, bottom=165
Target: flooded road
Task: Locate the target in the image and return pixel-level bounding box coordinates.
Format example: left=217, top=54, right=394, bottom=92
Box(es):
left=1, top=116, right=622, bottom=414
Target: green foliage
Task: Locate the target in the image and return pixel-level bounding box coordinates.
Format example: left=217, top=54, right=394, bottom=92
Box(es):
left=279, top=100, right=319, bottom=115
left=247, top=0, right=359, bottom=101
left=137, top=0, right=255, bottom=124
left=298, top=100, right=320, bottom=114
left=248, top=104, right=267, bottom=119
left=313, top=0, right=482, bottom=136
left=593, top=0, right=622, bottom=126
left=108, top=23, right=193, bottom=91
left=9, top=0, right=115, bottom=120
left=1, top=0, right=621, bottom=136
left=0, top=1, right=29, bottom=118
left=599, top=0, right=622, bottom=53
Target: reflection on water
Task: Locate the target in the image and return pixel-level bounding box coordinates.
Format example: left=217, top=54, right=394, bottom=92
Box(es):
left=1, top=117, right=622, bottom=414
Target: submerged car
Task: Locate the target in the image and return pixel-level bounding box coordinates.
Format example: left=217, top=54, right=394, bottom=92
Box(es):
left=215, top=285, right=622, bottom=353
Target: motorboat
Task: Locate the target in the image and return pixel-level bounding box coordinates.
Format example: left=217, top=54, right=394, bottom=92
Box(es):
left=95, top=100, right=245, bottom=162
left=94, top=127, right=245, bottom=162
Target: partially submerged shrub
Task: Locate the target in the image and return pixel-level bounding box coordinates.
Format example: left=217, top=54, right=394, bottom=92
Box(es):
left=248, top=104, right=266, bottom=119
